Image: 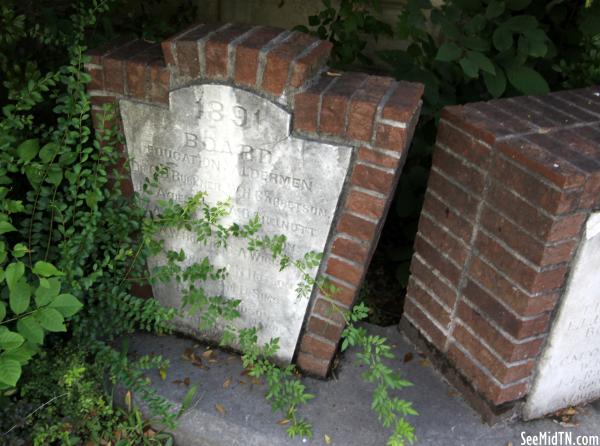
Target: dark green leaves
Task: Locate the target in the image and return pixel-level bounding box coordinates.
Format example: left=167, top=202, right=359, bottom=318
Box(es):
left=32, top=260, right=64, bottom=277
left=483, top=68, right=507, bottom=97
left=486, top=0, right=505, bottom=19
left=36, top=308, right=66, bottom=332
left=0, top=358, right=21, bottom=386
left=49, top=294, right=82, bottom=317
left=505, top=64, right=549, bottom=94
left=9, top=279, right=31, bottom=314
left=16, top=139, right=39, bottom=163
left=493, top=26, right=513, bottom=51
left=0, top=330, right=24, bottom=351
left=435, top=42, right=462, bottom=62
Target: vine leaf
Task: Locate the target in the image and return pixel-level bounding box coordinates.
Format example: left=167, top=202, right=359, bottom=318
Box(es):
left=0, top=358, right=21, bottom=387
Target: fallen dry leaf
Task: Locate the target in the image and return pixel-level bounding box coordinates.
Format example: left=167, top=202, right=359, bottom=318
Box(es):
left=145, top=428, right=156, bottom=438
left=184, top=377, right=191, bottom=386
left=223, top=378, right=232, bottom=389
left=202, top=349, right=214, bottom=359
left=324, top=434, right=332, bottom=444
left=215, top=403, right=226, bottom=416
left=172, top=379, right=183, bottom=385
left=418, top=358, right=431, bottom=367
left=403, top=352, right=414, bottom=363
left=277, top=418, right=290, bottom=425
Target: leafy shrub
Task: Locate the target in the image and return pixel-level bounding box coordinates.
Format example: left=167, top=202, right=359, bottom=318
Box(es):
left=301, top=0, right=600, bottom=293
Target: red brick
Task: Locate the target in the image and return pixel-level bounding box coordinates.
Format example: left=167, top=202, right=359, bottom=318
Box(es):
left=262, top=31, right=317, bottom=96
left=331, top=237, right=369, bottom=264
left=131, top=283, right=154, bottom=299
left=418, top=214, right=469, bottom=266
left=293, top=75, right=334, bottom=134
left=306, top=316, right=344, bottom=341
left=103, top=40, right=151, bottom=94
left=487, top=182, right=587, bottom=243
left=148, top=64, right=170, bottom=105
left=492, top=155, right=581, bottom=214
left=456, top=301, right=545, bottom=362
left=87, top=36, right=132, bottom=65
left=382, top=81, right=424, bottom=123
left=205, top=24, right=254, bottom=78
left=432, top=145, right=486, bottom=196
left=357, top=146, right=399, bottom=169
left=409, top=255, right=458, bottom=308
left=427, top=169, right=480, bottom=222
left=336, top=213, right=377, bottom=242
left=126, top=45, right=164, bottom=99
left=374, top=123, right=408, bottom=153
left=467, top=256, right=559, bottom=317
left=234, top=27, right=285, bottom=86
left=300, top=333, right=336, bottom=360
left=325, top=257, right=363, bottom=287
left=496, top=138, right=586, bottom=189
left=403, top=301, right=447, bottom=352
left=296, top=351, right=329, bottom=376
left=346, top=76, right=395, bottom=141
left=406, top=278, right=451, bottom=328
left=161, top=23, right=204, bottom=66
left=320, top=72, right=368, bottom=136
left=289, top=40, right=332, bottom=88
left=421, top=191, right=475, bottom=243
left=351, top=164, right=395, bottom=195
left=475, top=231, right=568, bottom=294
left=175, top=24, right=224, bottom=78
left=312, top=297, right=347, bottom=325
left=436, top=119, right=493, bottom=167
left=581, top=172, right=600, bottom=209
left=414, top=235, right=462, bottom=287
left=452, top=324, right=536, bottom=384
left=462, top=280, right=550, bottom=340
left=440, top=105, right=499, bottom=146
left=447, top=343, right=529, bottom=405
left=480, top=205, right=577, bottom=267
left=345, top=189, right=386, bottom=220
left=324, top=278, right=357, bottom=307
left=87, top=66, right=104, bottom=90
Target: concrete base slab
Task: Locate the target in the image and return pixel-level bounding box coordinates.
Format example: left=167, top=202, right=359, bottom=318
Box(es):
left=121, top=324, right=600, bottom=446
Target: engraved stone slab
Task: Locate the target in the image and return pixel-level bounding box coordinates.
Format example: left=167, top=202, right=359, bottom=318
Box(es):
left=120, top=84, right=352, bottom=362
left=524, top=213, right=600, bottom=419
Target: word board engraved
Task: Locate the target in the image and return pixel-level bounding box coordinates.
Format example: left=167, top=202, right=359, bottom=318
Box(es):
left=524, top=213, right=600, bottom=418
left=120, top=84, right=352, bottom=362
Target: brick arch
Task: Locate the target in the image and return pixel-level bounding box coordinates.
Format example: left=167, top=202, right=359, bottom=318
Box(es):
left=85, top=23, right=423, bottom=378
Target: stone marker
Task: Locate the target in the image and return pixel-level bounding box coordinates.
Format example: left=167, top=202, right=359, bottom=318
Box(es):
left=400, top=86, right=600, bottom=420
left=86, top=24, right=423, bottom=373
left=524, top=213, right=600, bottom=419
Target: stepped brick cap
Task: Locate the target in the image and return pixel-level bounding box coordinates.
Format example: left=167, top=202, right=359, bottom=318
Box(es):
left=402, top=86, right=600, bottom=417
left=84, top=23, right=424, bottom=378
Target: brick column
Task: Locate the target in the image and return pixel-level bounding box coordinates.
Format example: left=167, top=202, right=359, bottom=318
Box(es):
left=85, top=23, right=423, bottom=377
left=401, top=87, right=600, bottom=419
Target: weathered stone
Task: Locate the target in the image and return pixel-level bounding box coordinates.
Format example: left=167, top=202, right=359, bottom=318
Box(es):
left=524, top=213, right=600, bottom=419
left=120, top=84, right=352, bottom=362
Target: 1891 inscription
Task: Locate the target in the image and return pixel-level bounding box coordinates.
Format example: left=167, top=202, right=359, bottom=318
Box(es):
left=120, top=85, right=352, bottom=362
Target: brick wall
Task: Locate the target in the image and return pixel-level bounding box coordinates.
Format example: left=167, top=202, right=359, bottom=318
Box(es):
left=85, top=23, right=423, bottom=377
left=401, top=87, right=600, bottom=414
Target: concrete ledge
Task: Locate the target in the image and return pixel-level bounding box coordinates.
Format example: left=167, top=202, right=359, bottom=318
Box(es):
left=119, top=324, right=600, bottom=446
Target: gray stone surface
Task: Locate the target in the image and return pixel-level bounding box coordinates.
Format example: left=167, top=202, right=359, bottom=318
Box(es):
left=524, top=213, right=600, bottom=420
left=122, top=324, right=600, bottom=446
left=119, top=84, right=352, bottom=362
